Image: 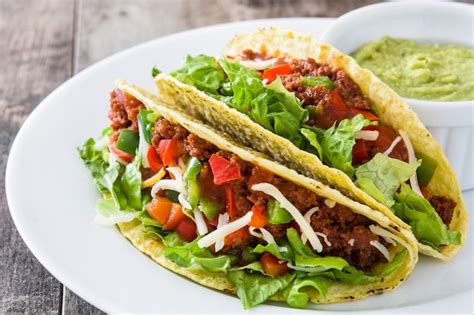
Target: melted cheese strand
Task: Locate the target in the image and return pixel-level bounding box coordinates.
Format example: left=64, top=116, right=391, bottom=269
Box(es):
left=383, top=136, right=402, bottom=156
left=301, top=207, right=319, bottom=245
left=355, top=130, right=379, bottom=141
left=198, top=212, right=252, bottom=249
left=251, top=183, right=323, bottom=252
left=369, top=224, right=414, bottom=266
left=193, top=208, right=208, bottom=236
left=399, top=131, right=423, bottom=197
left=370, top=240, right=392, bottom=261
left=214, top=213, right=229, bottom=252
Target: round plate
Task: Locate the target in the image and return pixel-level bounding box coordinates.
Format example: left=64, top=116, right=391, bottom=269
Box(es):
left=6, top=18, right=473, bottom=313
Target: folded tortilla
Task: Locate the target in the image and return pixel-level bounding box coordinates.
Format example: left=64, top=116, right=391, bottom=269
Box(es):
left=116, top=79, right=418, bottom=306
left=154, top=28, right=467, bottom=260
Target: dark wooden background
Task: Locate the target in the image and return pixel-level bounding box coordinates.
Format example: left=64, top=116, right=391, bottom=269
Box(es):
left=1, top=0, right=472, bottom=313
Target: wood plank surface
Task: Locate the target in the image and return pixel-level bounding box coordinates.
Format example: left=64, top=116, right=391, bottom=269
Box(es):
left=0, top=0, right=74, bottom=313
left=2, top=0, right=472, bottom=313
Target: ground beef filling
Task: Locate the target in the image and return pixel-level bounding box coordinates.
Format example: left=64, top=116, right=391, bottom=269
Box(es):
left=430, top=196, right=456, bottom=226
left=150, top=117, right=388, bottom=270
left=108, top=89, right=143, bottom=131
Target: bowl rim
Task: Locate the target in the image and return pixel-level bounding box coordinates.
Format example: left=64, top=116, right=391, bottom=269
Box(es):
left=321, top=1, right=474, bottom=107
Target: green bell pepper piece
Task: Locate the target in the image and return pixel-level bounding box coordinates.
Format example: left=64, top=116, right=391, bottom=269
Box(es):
left=116, top=129, right=139, bottom=155
left=184, top=157, right=202, bottom=209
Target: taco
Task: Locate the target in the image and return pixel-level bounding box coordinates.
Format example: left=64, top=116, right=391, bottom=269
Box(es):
left=154, top=28, right=467, bottom=260
left=78, top=80, right=417, bottom=309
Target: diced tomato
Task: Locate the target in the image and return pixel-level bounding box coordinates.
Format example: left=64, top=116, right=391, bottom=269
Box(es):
left=109, top=141, right=134, bottom=164
left=147, top=146, right=162, bottom=172
left=260, top=252, right=289, bottom=276
left=352, top=139, right=369, bottom=165
left=351, top=109, right=380, bottom=122
left=175, top=217, right=198, bottom=242
left=420, top=187, right=432, bottom=200
left=158, top=139, right=181, bottom=166
left=147, top=197, right=173, bottom=225
left=261, top=64, right=292, bottom=84
left=249, top=205, right=268, bottom=228
left=224, top=185, right=238, bottom=220
left=162, top=203, right=185, bottom=230
left=365, top=125, right=408, bottom=162
left=314, top=89, right=352, bottom=129
left=209, top=154, right=242, bottom=185
left=224, top=227, right=250, bottom=246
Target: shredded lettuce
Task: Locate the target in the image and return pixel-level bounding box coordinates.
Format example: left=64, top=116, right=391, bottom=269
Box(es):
left=170, top=54, right=225, bottom=94
left=355, top=153, right=421, bottom=207
left=228, top=270, right=295, bottom=309
left=164, top=238, right=233, bottom=272
left=120, top=155, right=142, bottom=210
left=283, top=276, right=331, bottom=308
left=393, top=183, right=461, bottom=248
left=94, top=198, right=139, bottom=225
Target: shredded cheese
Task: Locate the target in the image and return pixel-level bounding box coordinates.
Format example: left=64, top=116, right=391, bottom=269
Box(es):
left=370, top=240, right=392, bottom=261
left=287, top=262, right=327, bottom=273
left=399, top=131, right=423, bottom=197
left=383, top=136, right=402, bottom=156
left=252, top=183, right=323, bottom=253
left=355, top=130, right=379, bottom=141
left=141, top=168, right=166, bottom=188
left=316, top=232, right=332, bottom=247
left=348, top=239, right=355, bottom=246
left=151, top=167, right=184, bottom=197
left=137, top=117, right=150, bottom=168
left=193, top=208, right=208, bottom=236
left=198, top=212, right=252, bottom=249
left=301, top=207, right=319, bottom=245
left=239, top=58, right=278, bottom=70
left=324, top=199, right=336, bottom=208
left=369, top=224, right=415, bottom=266
left=214, top=213, right=229, bottom=252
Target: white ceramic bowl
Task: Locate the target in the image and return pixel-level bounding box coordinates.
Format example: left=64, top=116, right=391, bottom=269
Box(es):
left=322, top=1, right=474, bottom=190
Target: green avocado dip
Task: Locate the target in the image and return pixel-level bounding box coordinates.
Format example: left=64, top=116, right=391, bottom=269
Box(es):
left=351, top=36, right=474, bottom=101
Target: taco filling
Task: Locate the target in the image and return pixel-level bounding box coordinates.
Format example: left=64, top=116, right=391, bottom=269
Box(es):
left=78, top=89, right=412, bottom=309
left=160, top=52, right=461, bottom=251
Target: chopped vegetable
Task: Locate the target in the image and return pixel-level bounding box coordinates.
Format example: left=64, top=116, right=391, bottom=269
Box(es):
left=224, top=185, right=237, bottom=219
left=209, top=154, right=242, bottom=185
left=184, top=157, right=202, bottom=209
left=199, top=198, right=223, bottom=220
left=266, top=199, right=292, bottom=224
left=109, top=141, right=134, bottom=164
left=175, top=217, right=198, bottom=242
left=300, top=76, right=335, bottom=90
left=116, top=129, right=139, bottom=155
left=147, top=197, right=173, bottom=225
left=225, top=226, right=250, bottom=246
left=260, top=252, right=289, bottom=276
left=151, top=66, right=161, bottom=78
left=162, top=203, right=185, bottom=230
left=352, top=139, right=369, bottom=165
left=158, top=139, right=181, bottom=166
left=249, top=205, right=268, bottom=228
left=351, top=109, right=379, bottom=122
left=146, top=146, right=162, bottom=172
left=416, top=152, right=438, bottom=186
left=261, top=64, right=292, bottom=84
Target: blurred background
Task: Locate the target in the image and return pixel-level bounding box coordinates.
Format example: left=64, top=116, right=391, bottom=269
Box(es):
left=0, top=0, right=472, bottom=313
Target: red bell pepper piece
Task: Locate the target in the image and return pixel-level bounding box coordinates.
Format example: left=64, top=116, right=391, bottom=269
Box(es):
left=351, top=109, right=380, bottom=122
left=209, top=154, right=242, bottom=185
left=224, top=185, right=238, bottom=220
left=158, top=139, right=181, bottom=167
left=175, top=217, right=198, bottom=242
left=352, top=139, right=369, bottom=165
left=224, top=227, right=250, bottom=246
left=147, top=146, right=163, bottom=172
left=261, top=64, right=292, bottom=84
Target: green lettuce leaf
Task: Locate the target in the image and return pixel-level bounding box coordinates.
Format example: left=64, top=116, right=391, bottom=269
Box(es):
left=319, top=114, right=374, bottom=177
left=300, top=128, right=323, bottom=159
left=171, top=54, right=225, bottom=94
left=218, top=57, right=264, bottom=112
left=355, top=153, right=421, bottom=207
left=93, top=198, right=139, bottom=225
left=252, top=243, right=292, bottom=261
left=164, top=238, right=233, bottom=272
left=228, top=270, right=295, bottom=309
left=283, top=276, right=331, bottom=308
left=393, top=183, right=461, bottom=248
left=120, top=154, right=142, bottom=210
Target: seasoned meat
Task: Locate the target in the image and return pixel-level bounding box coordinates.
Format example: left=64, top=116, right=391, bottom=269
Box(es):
left=281, top=73, right=328, bottom=106
left=184, top=133, right=216, bottom=160
left=333, top=70, right=370, bottom=110
left=310, top=204, right=388, bottom=270
left=108, top=89, right=144, bottom=131
left=430, top=196, right=456, bottom=225
left=151, top=117, right=189, bottom=149
left=265, top=223, right=290, bottom=241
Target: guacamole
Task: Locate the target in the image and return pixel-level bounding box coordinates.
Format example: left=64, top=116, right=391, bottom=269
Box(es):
left=351, top=37, right=474, bottom=101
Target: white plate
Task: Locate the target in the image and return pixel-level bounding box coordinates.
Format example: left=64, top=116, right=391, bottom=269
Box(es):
left=6, top=18, right=473, bottom=314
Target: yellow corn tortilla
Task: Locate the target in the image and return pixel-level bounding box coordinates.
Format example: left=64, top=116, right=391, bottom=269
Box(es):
left=154, top=28, right=467, bottom=260
left=116, top=79, right=418, bottom=306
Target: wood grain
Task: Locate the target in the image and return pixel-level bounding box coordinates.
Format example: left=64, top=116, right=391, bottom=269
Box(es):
left=0, top=0, right=74, bottom=313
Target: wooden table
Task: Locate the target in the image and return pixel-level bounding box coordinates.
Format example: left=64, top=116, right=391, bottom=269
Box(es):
left=1, top=0, right=471, bottom=313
